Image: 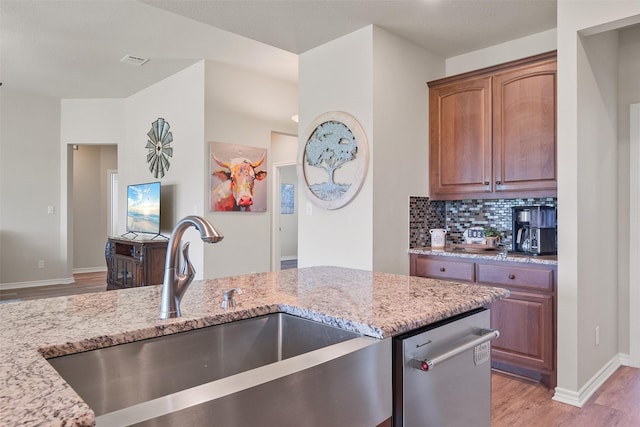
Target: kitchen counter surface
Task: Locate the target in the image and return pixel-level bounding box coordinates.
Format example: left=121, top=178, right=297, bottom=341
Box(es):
left=0, top=266, right=509, bottom=426
left=409, top=246, right=558, bottom=265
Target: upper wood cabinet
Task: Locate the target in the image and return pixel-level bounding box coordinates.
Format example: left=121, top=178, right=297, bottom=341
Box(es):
left=428, top=51, right=557, bottom=200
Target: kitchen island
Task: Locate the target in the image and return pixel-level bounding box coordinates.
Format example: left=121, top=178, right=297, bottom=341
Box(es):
left=0, top=266, right=509, bottom=426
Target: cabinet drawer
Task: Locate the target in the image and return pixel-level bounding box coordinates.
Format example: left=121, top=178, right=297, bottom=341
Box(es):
left=414, top=257, right=475, bottom=282
left=477, top=263, right=554, bottom=291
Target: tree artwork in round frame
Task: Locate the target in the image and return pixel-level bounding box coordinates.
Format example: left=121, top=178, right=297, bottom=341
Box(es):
left=297, top=111, right=369, bottom=210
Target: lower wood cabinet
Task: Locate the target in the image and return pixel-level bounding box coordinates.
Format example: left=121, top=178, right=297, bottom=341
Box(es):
left=410, top=253, right=557, bottom=388
left=105, top=237, right=168, bottom=291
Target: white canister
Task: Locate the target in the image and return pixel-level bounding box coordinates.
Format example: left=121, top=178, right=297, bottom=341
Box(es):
left=429, top=228, right=448, bottom=248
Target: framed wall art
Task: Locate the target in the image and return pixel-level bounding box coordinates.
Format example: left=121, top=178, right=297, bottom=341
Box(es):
left=210, top=142, right=268, bottom=212
left=297, top=111, right=369, bottom=210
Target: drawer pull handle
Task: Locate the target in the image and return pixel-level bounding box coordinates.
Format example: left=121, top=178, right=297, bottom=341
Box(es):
left=439, top=267, right=446, bottom=272
left=508, top=274, right=516, bottom=280
left=484, top=181, right=490, bottom=186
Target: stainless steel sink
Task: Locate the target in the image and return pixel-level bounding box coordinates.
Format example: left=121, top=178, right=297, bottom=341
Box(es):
left=48, top=313, right=391, bottom=427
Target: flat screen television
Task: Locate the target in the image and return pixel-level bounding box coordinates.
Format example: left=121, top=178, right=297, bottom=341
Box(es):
left=126, top=181, right=161, bottom=236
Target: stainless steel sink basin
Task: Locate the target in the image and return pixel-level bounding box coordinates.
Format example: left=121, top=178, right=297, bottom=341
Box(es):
left=48, top=313, right=391, bottom=426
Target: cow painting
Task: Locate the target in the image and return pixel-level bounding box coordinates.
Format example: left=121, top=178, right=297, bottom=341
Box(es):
left=210, top=150, right=267, bottom=212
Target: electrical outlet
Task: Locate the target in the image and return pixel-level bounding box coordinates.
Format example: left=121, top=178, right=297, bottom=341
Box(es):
left=38, top=260, right=45, bottom=268
left=306, top=202, right=313, bottom=216
left=595, top=326, right=600, bottom=346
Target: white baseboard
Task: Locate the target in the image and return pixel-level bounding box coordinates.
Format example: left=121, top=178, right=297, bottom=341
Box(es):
left=552, top=354, right=621, bottom=407
left=618, top=352, right=640, bottom=368
left=280, top=256, right=298, bottom=261
left=0, top=277, right=75, bottom=291
left=72, top=266, right=107, bottom=274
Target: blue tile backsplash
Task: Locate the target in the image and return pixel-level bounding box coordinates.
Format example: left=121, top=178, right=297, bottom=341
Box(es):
left=409, top=196, right=557, bottom=248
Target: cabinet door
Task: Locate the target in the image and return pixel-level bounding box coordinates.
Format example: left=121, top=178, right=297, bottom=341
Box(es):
left=429, top=76, right=492, bottom=199
left=490, top=290, right=554, bottom=372
left=493, top=60, right=557, bottom=194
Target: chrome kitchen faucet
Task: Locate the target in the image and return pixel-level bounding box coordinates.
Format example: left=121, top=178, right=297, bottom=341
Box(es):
left=160, top=216, right=224, bottom=319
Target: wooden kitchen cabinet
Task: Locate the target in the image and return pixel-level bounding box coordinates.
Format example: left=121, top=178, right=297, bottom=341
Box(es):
left=428, top=75, right=492, bottom=197
left=410, top=253, right=557, bottom=388
left=428, top=51, right=557, bottom=200
left=410, top=255, right=475, bottom=282
left=105, top=237, right=168, bottom=290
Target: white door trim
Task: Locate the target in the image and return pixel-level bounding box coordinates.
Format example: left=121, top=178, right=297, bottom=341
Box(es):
left=107, top=169, right=118, bottom=237
left=630, top=103, right=640, bottom=367
left=271, top=161, right=296, bottom=271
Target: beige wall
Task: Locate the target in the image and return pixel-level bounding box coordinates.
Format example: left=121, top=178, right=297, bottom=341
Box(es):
left=0, top=89, right=66, bottom=285
left=203, top=60, right=298, bottom=278
left=298, top=27, right=375, bottom=270
left=617, top=24, right=640, bottom=359
left=371, top=27, right=444, bottom=274
left=556, top=0, right=640, bottom=404
left=297, top=26, right=444, bottom=274
left=576, top=28, right=620, bottom=386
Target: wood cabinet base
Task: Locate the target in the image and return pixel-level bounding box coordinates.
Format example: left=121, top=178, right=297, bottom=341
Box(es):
left=410, top=253, right=557, bottom=388
left=106, top=237, right=168, bottom=290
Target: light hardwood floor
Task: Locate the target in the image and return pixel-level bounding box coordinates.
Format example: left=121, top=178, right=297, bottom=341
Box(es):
left=492, top=368, right=640, bottom=426
left=2, top=272, right=639, bottom=426
left=0, top=271, right=108, bottom=302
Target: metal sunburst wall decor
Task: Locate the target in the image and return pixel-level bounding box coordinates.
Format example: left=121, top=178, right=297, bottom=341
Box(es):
left=146, top=118, right=173, bottom=178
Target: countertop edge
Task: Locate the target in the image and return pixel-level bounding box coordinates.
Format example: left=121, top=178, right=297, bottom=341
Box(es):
left=408, top=247, right=558, bottom=265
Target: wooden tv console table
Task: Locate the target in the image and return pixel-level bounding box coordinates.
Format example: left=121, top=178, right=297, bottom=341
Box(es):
left=105, top=236, right=168, bottom=290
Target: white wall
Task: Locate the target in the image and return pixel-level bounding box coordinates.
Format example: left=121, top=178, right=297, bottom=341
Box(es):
left=445, top=29, right=557, bottom=76
left=61, top=99, right=124, bottom=144
left=298, top=27, right=375, bottom=270
left=556, top=0, right=640, bottom=403
left=203, top=60, right=298, bottom=278
left=120, top=62, right=208, bottom=278
left=0, top=89, right=68, bottom=285
left=371, top=27, right=444, bottom=274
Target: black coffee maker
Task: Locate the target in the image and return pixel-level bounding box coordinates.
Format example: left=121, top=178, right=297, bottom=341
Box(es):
left=512, top=206, right=557, bottom=255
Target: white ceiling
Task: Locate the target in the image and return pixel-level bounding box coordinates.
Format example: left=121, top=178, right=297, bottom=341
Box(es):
left=0, top=0, right=557, bottom=99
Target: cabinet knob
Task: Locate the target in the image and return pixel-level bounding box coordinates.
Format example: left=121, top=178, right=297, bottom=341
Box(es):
left=508, top=274, right=516, bottom=280
left=439, top=267, right=446, bottom=272
left=484, top=181, right=490, bottom=186
left=496, top=180, right=502, bottom=185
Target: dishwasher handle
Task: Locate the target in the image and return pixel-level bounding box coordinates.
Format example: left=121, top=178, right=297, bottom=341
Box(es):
left=418, top=328, right=500, bottom=372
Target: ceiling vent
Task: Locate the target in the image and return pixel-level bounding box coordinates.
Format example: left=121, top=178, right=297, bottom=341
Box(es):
left=120, top=55, right=149, bottom=66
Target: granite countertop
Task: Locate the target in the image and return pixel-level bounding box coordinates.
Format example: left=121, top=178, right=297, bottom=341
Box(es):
left=409, top=246, right=558, bottom=265
left=0, top=266, right=509, bottom=427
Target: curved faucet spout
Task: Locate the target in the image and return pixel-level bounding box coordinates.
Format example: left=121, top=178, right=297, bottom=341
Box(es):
left=160, top=216, right=224, bottom=319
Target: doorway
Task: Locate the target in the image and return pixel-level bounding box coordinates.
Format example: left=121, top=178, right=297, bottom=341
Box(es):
left=108, top=169, right=118, bottom=237
left=271, top=162, right=298, bottom=271
left=70, top=144, right=117, bottom=273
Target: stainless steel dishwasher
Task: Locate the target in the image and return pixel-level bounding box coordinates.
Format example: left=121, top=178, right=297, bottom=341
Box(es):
left=393, top=308, right=499, bottom=427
